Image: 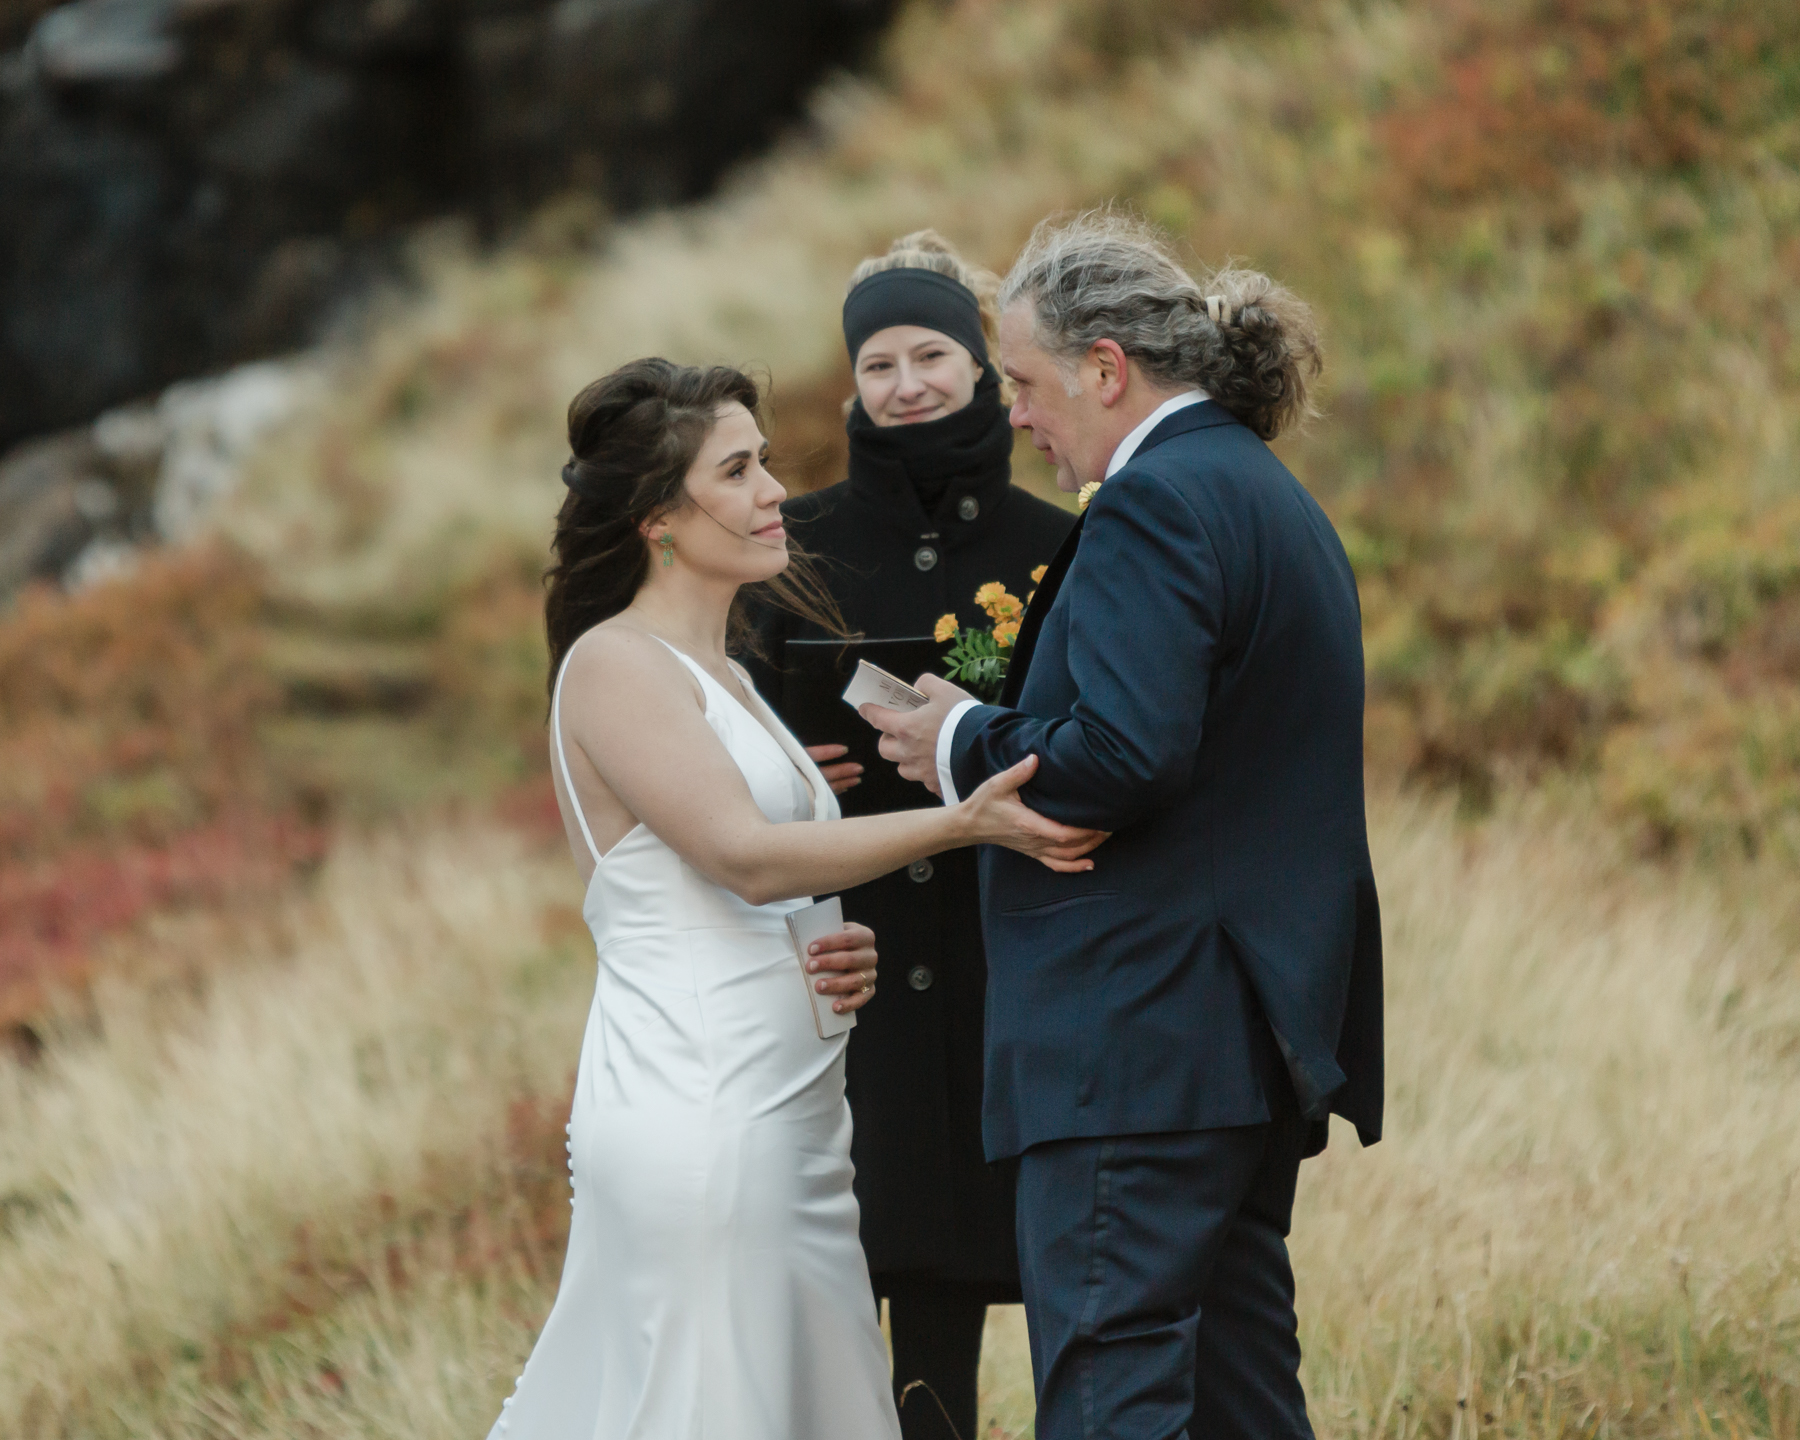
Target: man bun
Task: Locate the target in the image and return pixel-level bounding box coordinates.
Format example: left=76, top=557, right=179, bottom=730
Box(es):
left=998, top=209, right=1322, bottom=441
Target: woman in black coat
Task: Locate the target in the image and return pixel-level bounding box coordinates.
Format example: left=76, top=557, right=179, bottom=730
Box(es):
left=746, top=232, right=1074, bottom=1440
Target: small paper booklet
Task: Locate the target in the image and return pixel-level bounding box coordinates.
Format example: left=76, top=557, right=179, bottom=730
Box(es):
left=786, top=895, right=857, bottom=1039
left=842, top=659, right=928, bottom=713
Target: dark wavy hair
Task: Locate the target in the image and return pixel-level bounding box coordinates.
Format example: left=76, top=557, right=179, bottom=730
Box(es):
left=998, top=209, right=1323, bottom=441
left=544, top=358, right=844, bottom=698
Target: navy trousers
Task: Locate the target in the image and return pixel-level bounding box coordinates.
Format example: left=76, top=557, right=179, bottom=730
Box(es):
left=1015, top=1106, right=1314, bottom=1440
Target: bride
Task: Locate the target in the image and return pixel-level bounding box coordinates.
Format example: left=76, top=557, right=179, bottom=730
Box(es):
left=486, top=358, right=1102, bottom=1440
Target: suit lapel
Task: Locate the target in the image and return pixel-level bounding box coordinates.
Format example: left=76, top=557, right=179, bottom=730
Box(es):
left=999, top=511, right=1084, bottom=707
left=993, top=404, right=1235, bottom=708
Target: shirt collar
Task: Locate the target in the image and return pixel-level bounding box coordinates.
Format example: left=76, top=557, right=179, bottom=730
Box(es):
left=1104, top=389, right=1207, bottom=479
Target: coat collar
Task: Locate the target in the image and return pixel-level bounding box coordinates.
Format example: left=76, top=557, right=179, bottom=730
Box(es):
left=842, top=372, right=1016, bottom=539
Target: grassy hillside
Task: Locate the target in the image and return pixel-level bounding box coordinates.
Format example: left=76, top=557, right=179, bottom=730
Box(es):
left=208, top=0, right=1800, bottom=853
left=9, top=0, right=1796, bottom=999
left=1, top=0, right=1798, bottom=1434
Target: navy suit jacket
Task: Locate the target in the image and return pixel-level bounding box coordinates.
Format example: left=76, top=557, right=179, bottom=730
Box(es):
left=950, top=402, right=1384, bottom=1161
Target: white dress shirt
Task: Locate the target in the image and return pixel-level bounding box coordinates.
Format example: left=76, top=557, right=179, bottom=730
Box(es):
left=934, top=390, right=1207, bottom=804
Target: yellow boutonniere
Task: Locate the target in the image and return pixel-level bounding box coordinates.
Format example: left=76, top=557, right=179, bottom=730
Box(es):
left=1077, top=480, right=1103, bottom=512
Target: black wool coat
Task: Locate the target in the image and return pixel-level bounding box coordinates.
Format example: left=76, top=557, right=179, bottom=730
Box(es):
left=745, top=388, right=1074, bottom=1287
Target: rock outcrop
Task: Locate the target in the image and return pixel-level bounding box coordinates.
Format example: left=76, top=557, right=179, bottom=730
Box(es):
left=0, top=356, right=320, bottom=595
left=0, top=0, right=895, bottom=455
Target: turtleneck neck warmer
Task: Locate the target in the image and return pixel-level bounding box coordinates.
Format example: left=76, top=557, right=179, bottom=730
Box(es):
left=844, top=368, right=1014, bottom=527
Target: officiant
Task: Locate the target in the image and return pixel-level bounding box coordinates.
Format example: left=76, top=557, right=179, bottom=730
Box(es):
left=745, top=232, right=1073, bottom=1440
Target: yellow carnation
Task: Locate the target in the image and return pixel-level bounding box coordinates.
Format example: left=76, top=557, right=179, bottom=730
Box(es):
left=975, top=581, right=1024, bottom=623
left=933, top=613, right=959, bottom=644
left=994, top=619, right=1021, bottom=647
left=1030, top=564, right=1049, bottom=585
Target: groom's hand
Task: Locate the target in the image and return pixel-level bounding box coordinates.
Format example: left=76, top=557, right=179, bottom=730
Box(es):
left=861, top=673, right=973, bottom=797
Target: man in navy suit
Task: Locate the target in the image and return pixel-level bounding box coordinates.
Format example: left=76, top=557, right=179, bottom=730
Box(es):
left=865, top=212, right=1383, bottom=1440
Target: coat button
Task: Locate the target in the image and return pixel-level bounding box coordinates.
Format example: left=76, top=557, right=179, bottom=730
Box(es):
left=913, top=545, right=939, bottom=571
left=957, top=495, right=980, bottom=521
left=908, top=858, right=934, bottom=883
left=907, top=965, right=934, bottom=991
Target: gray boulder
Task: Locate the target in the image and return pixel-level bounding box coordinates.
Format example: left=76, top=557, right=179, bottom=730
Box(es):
left=0, top=353, right=318, bottom=597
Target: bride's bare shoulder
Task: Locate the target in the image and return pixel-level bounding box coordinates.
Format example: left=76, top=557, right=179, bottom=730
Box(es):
left=564, top=622, right=701, bottom=706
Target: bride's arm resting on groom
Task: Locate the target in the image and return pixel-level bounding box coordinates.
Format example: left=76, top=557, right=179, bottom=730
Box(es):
left=555, top=625, right=1105, bottom=908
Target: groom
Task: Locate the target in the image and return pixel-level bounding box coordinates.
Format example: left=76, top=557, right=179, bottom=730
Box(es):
left=864, top=213, right=1383, bottom=1440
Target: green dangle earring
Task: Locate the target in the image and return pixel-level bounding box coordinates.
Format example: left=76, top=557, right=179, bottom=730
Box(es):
left=660, top=534, right=675, bottom=568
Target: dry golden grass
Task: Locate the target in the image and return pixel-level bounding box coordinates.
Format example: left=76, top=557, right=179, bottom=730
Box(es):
left=1295, top=790, right=1800, bottom=1438
left=0, top=824, right=588, bottom=1438
left=1, top=790, right=1793, bottom=1438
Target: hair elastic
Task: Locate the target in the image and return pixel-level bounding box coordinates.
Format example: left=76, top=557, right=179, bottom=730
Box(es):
left=562, top=457, right=612, bottom=502
left=1205, top=295, right=1234, bottom=326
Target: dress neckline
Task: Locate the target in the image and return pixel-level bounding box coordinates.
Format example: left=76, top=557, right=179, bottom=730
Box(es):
left=648, top=637, right=824, bottom=821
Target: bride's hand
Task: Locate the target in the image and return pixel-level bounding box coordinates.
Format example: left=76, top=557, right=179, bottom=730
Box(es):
left=805, top=921, right=880, bottom=1014
left=959, top=755, right=1110, bottom=873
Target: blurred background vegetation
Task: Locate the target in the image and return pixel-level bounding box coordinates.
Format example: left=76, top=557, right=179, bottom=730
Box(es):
left=1, top=1, right=1797, bottom=1436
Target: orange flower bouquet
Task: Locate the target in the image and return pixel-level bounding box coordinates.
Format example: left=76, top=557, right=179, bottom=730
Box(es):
left=933, top=568, right=1047, bottom=702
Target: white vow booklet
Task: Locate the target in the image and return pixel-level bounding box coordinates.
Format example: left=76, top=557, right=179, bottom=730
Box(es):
left=786, top=896, right=858, bottom=1039
left=842, top=658, right=927, bottom=713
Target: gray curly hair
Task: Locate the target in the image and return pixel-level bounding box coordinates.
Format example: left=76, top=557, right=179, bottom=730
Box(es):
left=997, top=210, right=1322, bottom=441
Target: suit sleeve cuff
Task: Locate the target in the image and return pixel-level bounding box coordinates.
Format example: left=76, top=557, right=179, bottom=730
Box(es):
left=935, top=698, right=981, bottom=806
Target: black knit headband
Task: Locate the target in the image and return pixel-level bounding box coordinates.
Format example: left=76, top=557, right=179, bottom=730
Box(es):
left=842, top=268, right=989, bottom=370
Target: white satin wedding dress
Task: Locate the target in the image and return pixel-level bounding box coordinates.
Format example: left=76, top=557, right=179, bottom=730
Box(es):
left=487, top=636, right=902, bottom=1440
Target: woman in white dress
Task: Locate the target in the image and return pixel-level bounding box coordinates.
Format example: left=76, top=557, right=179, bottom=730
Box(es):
left=486, top=358, right=1102, bottom=1440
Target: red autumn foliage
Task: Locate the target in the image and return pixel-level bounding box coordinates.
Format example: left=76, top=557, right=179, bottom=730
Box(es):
left=0, top=542, right=559, bottom=1023
left=0, top=545, right=279, bottom=858
left=0, top=547, right=314, bottom=1020
left=1378, top=0, right=1797, bottom=214
left=0, top=813, right=326, bottom=1025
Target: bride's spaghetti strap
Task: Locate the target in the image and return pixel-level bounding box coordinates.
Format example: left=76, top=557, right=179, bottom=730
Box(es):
left=550, top=648, right=603, bottom=867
